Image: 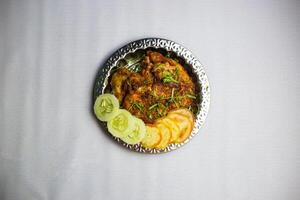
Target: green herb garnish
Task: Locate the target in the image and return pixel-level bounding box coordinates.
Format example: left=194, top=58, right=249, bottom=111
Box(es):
left=168, top=88, right=180, bottom=108
left=188, top=105, right=198, bottom=116
left=153, top=63, right=165, bottom=71
left=129, top=101, right=144, bottom=112
left=186, top=94, right=197, bottom=99
left=162, top=71, right=178, bottom=84
left=149, top=103, right=159, bottom=110
left=147, top=113, right=153, bottom=120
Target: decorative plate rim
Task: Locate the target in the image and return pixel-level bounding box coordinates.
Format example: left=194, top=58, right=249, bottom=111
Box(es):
left=93, top=38, right=210, bottom=154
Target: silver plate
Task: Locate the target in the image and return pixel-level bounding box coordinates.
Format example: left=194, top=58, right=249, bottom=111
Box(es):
left=93, top=38, right=210, bottom=153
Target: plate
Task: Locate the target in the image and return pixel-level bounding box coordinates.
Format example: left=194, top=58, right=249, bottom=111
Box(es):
left=93, top=38, right=210, bottom=153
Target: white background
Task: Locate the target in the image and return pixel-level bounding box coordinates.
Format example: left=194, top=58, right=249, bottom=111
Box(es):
left=0, top=0, right=300, bottom=200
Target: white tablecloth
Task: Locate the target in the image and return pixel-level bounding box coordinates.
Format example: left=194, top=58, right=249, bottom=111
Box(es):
left=1, top=0, right=300, bottom=199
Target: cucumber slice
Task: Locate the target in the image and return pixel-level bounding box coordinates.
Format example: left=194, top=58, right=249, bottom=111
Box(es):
left=121, top=117, right=146, bottom=144
left=94, top=94, right=119, bottom=122
left=107, top=109, right=135, bottom=138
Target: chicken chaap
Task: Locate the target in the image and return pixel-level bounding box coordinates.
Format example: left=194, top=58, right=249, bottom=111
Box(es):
left=94, top=51, right=198, bottom=150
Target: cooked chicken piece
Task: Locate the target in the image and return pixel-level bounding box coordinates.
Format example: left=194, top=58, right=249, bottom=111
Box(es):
left=110, top=51, right=197, bottom=123
left=148, top=51, right=165, bottom=63
left=141, top=56, right=154, bottom=85
left=126, top=73, right=143, bottom=90
left=148, top=51, right=193, bottom=85
left=110, top=67, right=131, bottom=102
left=152, top=83, right=194, bottom=112
left=123, top=89, right=148, bottom=122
